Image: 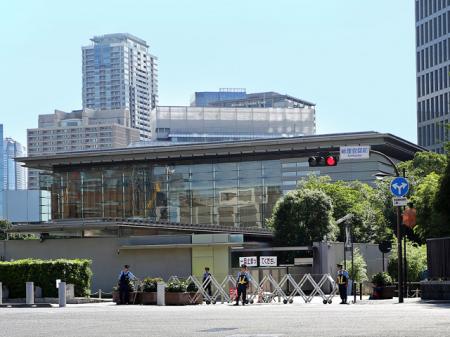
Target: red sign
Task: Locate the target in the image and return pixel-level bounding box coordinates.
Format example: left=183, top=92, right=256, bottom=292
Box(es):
left=402, top=208, right=417, bottom=228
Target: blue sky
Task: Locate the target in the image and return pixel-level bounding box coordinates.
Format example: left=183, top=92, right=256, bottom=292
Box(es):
left=0, top=0, right=416, bottom=146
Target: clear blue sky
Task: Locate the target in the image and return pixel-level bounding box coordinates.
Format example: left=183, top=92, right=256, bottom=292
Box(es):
left=0, top=0, right=416, bottom=146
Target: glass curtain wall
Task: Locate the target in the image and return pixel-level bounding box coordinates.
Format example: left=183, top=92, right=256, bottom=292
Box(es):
left=48, top=159, right=283, bottom=228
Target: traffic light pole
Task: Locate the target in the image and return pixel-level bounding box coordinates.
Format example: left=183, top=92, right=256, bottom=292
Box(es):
left=370, top=150, right=403, bottom=303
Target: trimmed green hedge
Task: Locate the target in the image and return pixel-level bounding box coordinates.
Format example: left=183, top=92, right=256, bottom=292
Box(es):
left=0, top=259, right=92, bottom=298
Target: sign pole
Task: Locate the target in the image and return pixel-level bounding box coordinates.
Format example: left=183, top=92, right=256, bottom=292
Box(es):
left=397, top=206, right=404, bottom=303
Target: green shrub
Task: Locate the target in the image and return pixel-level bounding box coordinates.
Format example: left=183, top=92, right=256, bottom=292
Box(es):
left=387, top=241, right=427, bottom=282
left=340, top=248, right=368, bottom=282
left=166, top=279, right=187, bottom=293
left=371, top=272, right=393, bottom=286
left=142, top=277, right=163, bottom=292
left=0, top=259, right=92, bottom=298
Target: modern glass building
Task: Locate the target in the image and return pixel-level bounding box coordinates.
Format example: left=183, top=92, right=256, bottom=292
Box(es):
left=415, top=0, right=450, bottom=152
left=191, top=88, right=247, bottom=107
left=3, top=137, right=27, bottom=190
left=151, top=104, right=316, bottom=143
left=20, top=132, right=423, bottom=229
left=209, top=92, right=314, bottom=109
left=82, top=33, right=158, bottom=140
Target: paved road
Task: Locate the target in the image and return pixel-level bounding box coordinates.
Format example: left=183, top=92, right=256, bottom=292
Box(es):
left=0, top=298, right=449, bottom=337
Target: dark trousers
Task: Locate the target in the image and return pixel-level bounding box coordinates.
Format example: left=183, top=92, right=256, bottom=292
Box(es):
left=236, top=285, right=247, bottom=305
left=204, top=284, right=212, bottom=297
left=119, top=286, right=129, bottom=304
left=338, top=284, right=347, bottom=303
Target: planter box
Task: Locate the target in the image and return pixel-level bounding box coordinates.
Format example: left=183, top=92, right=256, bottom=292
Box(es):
left=112, top=290, right=141, bottom=304
left=372, top=286, right=395, bottom=299
left=141, top=292, right=157, bottom=305
left=165, top=292, right=203, bottom=305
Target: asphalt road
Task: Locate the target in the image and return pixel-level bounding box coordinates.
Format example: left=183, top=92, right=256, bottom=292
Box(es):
left=0, top=298, right=449, bottom=337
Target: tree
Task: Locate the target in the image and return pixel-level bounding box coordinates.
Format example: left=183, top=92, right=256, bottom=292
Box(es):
left=0, top=220, right=11, bottom=240
left=434, top=155, right=450, bottom=233
left=298, top=176, right=390, bottom=243
left=412, top=172, right=447, bottom=241
left=269, top=188, right=337, bottom=246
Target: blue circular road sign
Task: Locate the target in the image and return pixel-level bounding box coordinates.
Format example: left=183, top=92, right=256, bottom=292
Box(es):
left=390, top=177, right=410, bottom=197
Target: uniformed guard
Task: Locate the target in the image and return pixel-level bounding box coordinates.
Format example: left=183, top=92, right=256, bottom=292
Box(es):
left=235, top=264, right=249, bottom=306
left=202, top=267, right=212, bottom=297
left=118, top=264, right=136, bottom=305
left=336, top=263, right=349, bottom=304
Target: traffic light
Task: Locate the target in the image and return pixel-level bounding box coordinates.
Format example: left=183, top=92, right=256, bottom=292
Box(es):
left=308, top=155, right=339, bottom=167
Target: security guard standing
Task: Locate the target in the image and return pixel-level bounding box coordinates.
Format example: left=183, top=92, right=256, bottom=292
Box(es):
left=235, top=264, right=250, bottom=306
left=336, top=263, right=349, bottom=304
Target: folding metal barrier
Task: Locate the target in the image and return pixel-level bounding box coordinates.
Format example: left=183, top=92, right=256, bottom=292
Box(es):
left=150, top=273, right=338, bottom=305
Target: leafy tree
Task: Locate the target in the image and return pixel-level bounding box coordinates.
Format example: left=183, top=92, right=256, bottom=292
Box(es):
left=387, top=241, right=427, bottom=282
left=269, top=188, right=337, bottom=246
left=412, top=172, right=445, bottom=241
left=434, top=155, right=450, bottom=233
left=341, top=248, right=368, bottom=282
left=298, top=176, right=390, bottom=243
left=0, top=220, right=11, bottom=240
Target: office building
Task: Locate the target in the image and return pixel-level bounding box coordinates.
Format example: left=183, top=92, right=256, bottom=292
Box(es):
left=82, top=33, right=158, bottom=140
left=415, top=0, right=450, bottom=152
left=191, top=88, right=247, bottom=107
left=3, top=137, right=27, bottom=190
left=209, top=91, right=314, bottom=109
left=27, top=108, right=140, bottom=189
left=151, top=91, right=316, bottom=143
left=0, top=124, right=3, bottom=219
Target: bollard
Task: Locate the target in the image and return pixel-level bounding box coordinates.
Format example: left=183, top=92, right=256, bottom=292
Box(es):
left=26, top=282, right=34, bottom=305
left=157, top=282, right=165, bottom=306
left=58, top=282, right=66, bottom=307
left=0, top=282, right=2, bottom=305
left=98, top=289, right=102, bottom=299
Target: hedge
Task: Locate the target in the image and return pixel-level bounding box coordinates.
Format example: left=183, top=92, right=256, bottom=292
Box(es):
left=0, top=259, right=92, bottom=298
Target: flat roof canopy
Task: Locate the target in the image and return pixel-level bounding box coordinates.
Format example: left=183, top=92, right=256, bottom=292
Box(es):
left=19, top=131, right=425, bottom=170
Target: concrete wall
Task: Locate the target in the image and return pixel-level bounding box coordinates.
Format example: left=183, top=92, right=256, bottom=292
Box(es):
left=0, top=238, right=191, bottom=292
left=313, top=241, right=388, bottom=280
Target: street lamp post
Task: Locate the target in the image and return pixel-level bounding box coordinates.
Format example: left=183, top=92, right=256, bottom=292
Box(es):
left=371, top=150, right=404, bottom=304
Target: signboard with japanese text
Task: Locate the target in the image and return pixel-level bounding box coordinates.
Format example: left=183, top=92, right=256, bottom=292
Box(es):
left=259, top=256, right=277, bottom=267
left=340, top=146, right=370, bottom=160
left=239, top=256, right=257, bottom=267
left=392, top=197, right=408, bottom=207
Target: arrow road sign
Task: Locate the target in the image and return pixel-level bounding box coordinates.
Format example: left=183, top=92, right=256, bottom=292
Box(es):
left=390, top=177, right=410, bottom=197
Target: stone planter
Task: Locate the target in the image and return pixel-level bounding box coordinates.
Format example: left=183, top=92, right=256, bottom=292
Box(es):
left=112, top=290, right=141, bottom=304
left=165, top=292, right=202, bottom=305
left=372, top=285, right=395, bottom=299
left=141, top=292, right=157, bottom=305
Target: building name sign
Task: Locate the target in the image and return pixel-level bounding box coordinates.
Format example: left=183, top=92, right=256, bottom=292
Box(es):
left=340, top=146, right=371, bottom=160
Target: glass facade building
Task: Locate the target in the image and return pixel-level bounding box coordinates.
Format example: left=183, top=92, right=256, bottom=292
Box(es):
left=27, top=132, right=423, bottom=229
left=415, top=0, right=450, bottom=152
left=3, top=137, right=27, bottom=190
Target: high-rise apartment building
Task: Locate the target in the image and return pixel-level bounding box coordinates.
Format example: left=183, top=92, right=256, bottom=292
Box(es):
left=27, top=108, right=140, bottom=189
left=415, top=0, right=450, bottom=152
left=3, top=137, right=27, bottom=190
left=82, top=33, right=158, bottom=140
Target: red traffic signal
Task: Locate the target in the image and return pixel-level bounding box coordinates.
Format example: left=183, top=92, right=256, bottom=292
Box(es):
left=308, top=155, right=339, bottom=167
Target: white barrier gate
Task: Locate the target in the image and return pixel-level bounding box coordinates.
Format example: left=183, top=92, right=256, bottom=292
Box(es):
left=186, top=273, right=338, bottom=305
